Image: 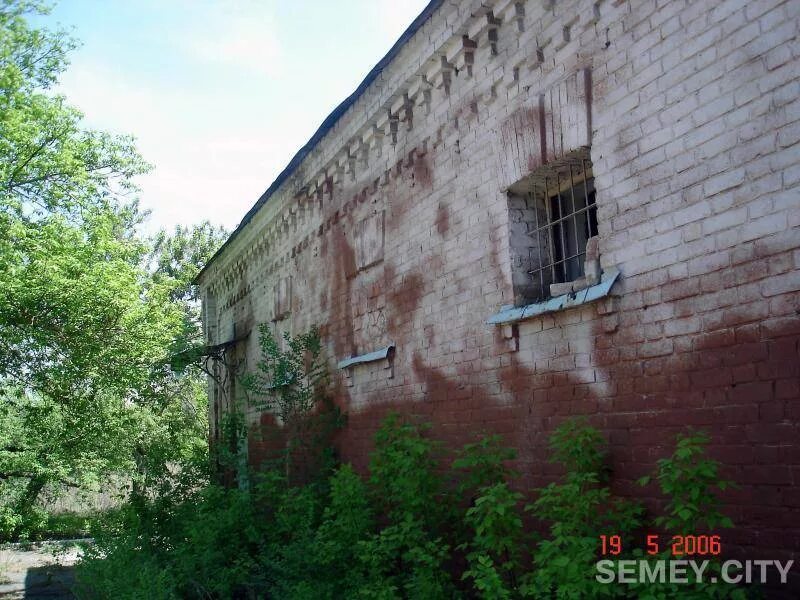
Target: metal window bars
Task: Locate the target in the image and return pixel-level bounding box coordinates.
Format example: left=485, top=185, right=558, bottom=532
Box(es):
left=525, top=158, right=597, bottom=301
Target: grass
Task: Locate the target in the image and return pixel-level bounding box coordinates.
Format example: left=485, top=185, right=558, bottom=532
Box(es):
left=5, top=509, right=119, bottom=544
left=35, top=510, right=113, bottom=541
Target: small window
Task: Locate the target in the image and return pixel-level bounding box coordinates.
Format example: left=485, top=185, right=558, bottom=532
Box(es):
left=506, top=153, right=599, bottom=304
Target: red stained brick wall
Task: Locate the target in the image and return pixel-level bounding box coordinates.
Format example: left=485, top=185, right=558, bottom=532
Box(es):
left=201, top=0, right=800, bottom=592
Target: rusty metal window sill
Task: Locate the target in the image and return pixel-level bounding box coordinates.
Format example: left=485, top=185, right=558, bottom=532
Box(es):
left=487, top=268, right=620, bottom=325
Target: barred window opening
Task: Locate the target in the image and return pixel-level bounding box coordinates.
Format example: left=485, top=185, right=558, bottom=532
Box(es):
left=507, top=155, right=598, bottom=305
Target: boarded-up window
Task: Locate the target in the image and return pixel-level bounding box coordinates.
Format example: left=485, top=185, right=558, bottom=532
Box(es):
left=273, top=276, right=292, bottom=321
left=355, top=211, right=384, bottom=271
left=542, top=68, right=592, bottom=164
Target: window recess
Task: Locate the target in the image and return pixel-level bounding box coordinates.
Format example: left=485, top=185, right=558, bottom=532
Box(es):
left=506, top=151, right=601, bottom=306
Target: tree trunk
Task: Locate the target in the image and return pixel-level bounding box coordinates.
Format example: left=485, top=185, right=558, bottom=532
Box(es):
left=17, top=476, right=46, bottom=510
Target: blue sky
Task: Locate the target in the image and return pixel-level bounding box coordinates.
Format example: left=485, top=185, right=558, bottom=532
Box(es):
left=46, top=0, right=429, bottom=233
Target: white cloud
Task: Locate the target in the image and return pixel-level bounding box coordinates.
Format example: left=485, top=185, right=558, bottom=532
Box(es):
left=50, top=0, right=432, bottom=235
left=57, top=59, right=283, bottom=233
left=180, top=7, right=284, bottom=78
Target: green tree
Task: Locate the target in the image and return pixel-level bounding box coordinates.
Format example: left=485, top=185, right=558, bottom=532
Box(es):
left=0, top=0, right=147, bottom=222
left=150, top=222, right=227, bottom=304
left=134, top=222, right=227, bottom=501
left=151, top=222, right=227, bottom=373
left=0, top=1, right=225, bottom=535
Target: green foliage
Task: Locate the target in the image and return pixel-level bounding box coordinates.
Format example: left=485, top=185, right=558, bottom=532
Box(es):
left=286, top=464, right=373, bottom=598
left=242, top=324, right=340, bottom=483
left=369, top=414, right=442, bottom=520
left=547, top=416, right=607, bottom=475
left=151, top=222, right=228, bottom=371
left=0, top=1, right=224, bottom=537
left=0, top=506, right=110, bottom=542
left=38, top=509, right=107, bottom=540
left=243, top=324, right=329, bottom=419
left=76, top=416, right=745, bottom=600
left=170, top=486, right=263, bottom=599
left=461, top=482, right=524, bottom=598
left=77, top=467, right=342, bottom=600
left=522, top=418, right=643, bottom=599
left=212, top=401, right=249, bottom=489
left=150, top=221, right=228, bottom=304
left=453, top=434, right=523, bottom=597
left=77, top=485, right=261, bottom=600
left=0, top=1, right=147, bottom=214
left=631, top=432, right=741, bottom=600
left=0, top=501, right=46, bottom=540
left=453, top=434, right=518, bottom=498
left=360, top=413, right=455, bottom=598
left=639, top=430, right=734, bottom=533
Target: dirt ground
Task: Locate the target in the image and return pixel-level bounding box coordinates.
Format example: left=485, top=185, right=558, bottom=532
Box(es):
left=0, top=541, right=82, bottom=599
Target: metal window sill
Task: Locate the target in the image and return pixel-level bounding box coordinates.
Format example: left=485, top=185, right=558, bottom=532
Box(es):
left=487, top=268, right=620, bottom=325
left=337, top=345, right=395, bottom=369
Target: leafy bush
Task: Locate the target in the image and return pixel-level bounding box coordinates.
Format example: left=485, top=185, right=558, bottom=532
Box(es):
left=76, top=415, right=744, bottom=599
left=522, top=418, right=643, bottom=599
left=641, top=430, right=734, bottom=532
left=0, top=500, right=48, bottom=542
left=630, top=431, right=742, bottom=600
left=359, top=413, right=455, bottom=598
left=39, top=510, right=107, bottom=541
left=298, top=464, right=373, bottom=598
left=77, top=504, right=180, bottom=600
left=242, top=324, right=341, bottom=485
left=369, top=414, right=444, bottom=522
left=461, top=482, right=524, bottom=598
left=453, top=434, right=522, bottom=598
left=77, top=484, right=263, bottom=599
left=453, top=434, right=518, bottom=499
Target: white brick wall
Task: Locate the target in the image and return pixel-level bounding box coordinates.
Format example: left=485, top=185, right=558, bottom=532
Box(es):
left=200, top=0, right=800, bottom=579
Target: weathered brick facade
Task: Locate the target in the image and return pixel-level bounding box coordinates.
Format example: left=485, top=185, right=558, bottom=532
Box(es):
left=197, top=0, right=800, bottom=589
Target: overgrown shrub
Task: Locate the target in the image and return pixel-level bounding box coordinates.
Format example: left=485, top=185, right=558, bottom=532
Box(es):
left=77, top=484, right=263, bottom=599
left=299, top=464, right=374, bottom=598
left=453, top=434, right=518, bottom=500
left=641, top=430, right=734, bottom=532
left=629, top=431, right=743, bottom=600
left=359, top=413, right=456, bottom=598
left=454, top=434, right=523, bottom=598
left=461, top=481, right=524, bottom=598
left=521, top=418, right=643, bottom=598
left=0, top=502, right=47, bottom=541
left=242, top=324, right=342, bottom=485
left=76, top=416, right=744, bottom=599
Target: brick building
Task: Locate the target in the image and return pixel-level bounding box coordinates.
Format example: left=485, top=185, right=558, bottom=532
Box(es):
left=196, top=0, right=800, bottom=588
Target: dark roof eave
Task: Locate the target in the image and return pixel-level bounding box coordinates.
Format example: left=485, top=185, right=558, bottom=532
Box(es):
left=194, top=0, right=444, bottom=285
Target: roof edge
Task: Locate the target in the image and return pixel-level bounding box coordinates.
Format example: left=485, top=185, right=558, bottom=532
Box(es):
left=194, top=0, right=444, bottom=285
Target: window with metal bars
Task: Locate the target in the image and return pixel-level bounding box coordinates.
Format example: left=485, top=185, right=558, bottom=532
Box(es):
left=506, top=156, right=598, bottom=304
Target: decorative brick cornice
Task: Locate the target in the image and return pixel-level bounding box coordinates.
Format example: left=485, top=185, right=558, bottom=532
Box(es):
left=203, top=0, right=604, bottom=303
